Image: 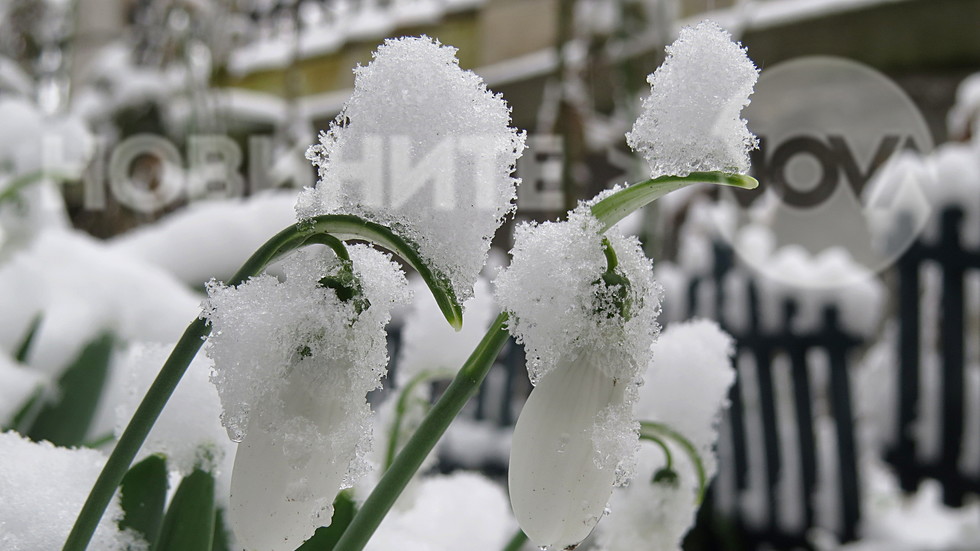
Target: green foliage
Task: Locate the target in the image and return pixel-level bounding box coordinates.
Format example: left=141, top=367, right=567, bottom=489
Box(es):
left=155, top=468, right=216, bottom=551
left=296, top=491, right=357, bottom=551
left=27, top=333, right=114, bottom=447
left=119, top=455, right=168, bottom=546
left=14, top=313, right=42, bottom=363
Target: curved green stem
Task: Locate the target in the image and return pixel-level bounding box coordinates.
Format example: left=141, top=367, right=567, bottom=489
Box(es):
left=600, top=237, right=618, bottom=271
left=590, top=172, right=758, bottom=231
left=301, top=215, right=463, bottom=330
left=384, top=369, right=442, bottom=470
left=301, top=233, right=350, bottom=262
left=639, top=431, right=673, bottom=472
left=62, top=215, right=465, bottom=551
left=640, top=421, right=707, bottom=505
left=332, top=313, right=510, bottom=551
left=0, top=170, right=73, bottom=205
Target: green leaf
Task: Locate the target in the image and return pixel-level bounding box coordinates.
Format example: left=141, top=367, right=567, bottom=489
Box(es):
left=295, top=491, right=357, bottom=551
left=590, top=172, right=758, bottom=231
left=211, top=509, right=232, bottom=551
left=14, top=313, right=42, bottom=363
left=501, top=529, right=528, bottom=551
left=119, top=455, right=168, bottom=546
left=27, top=333, right=114, bottom=447
left=4, top=386, right=43, bottom=433
left=156, top=468, right=215, bottom=551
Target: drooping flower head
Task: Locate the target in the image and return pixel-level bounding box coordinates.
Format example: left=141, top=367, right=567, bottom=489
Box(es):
left=203, top=246, right=409, bottom=551
left=596, top=320, right=735, bottom=551
left=494, top=206, right=662, bottom=550
left=298, top=35, right=526, bottom=304
left=626, top=21, right=759, bottom=177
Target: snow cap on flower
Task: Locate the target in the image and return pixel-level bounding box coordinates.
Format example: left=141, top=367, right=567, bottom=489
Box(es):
left=298, top=35, right=526, bottom=304
left=626, top=21, right=759, bottom=177
left=495, top=206, right=662, bottom=550
left=495, top=206, right=661, bottom=386
left=203, top=246, right=409, bottom=551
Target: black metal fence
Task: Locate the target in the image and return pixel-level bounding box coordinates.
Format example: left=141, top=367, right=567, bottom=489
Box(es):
left=684, top=206, right=980, bottom=550
left=384, top=207, right=979, bottom=550
left=885, top=207, right=980, bottom=507
left=672, top=242, right=867, bottom=550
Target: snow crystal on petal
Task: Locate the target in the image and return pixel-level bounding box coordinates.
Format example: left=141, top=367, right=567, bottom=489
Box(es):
left=626, top=21, right=759, bottom=177
left=498, top=206, right=662, bottom=548
left=0, top=431, right=141, bottom=551
left=298, top=36, right=526, bottom=303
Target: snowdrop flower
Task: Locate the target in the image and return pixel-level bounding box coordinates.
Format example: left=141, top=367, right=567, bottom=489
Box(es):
left=626, top=21, right=759, bottom=177
left=203, top=246, right=409, bottom=551
left=298, top=35, right=525, bottom=304
left=494, top=206, right=661, bottom=550
left=596, top=320, right=735, bottom=551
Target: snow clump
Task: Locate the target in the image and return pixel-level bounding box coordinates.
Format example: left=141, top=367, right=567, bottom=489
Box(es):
left=298, top=35, right=526, bottom=304
left=113, top=343, right=230, bottom=474
left=495, top=205, right=661, bottom=386
left=0, top=431, right=143, bottom=551
left=627, top=21, right=759, bottom=177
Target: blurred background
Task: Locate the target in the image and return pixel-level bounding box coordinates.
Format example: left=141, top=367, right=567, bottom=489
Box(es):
left=1, top=0, right=979, bottom=550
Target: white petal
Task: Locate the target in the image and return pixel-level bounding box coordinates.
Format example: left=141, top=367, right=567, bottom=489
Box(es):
left=509, top=349, right=625, bottom=549
left=229, top=375, right=351, bottom=551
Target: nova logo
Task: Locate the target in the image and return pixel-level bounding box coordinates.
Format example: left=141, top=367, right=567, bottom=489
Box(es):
left=746, top=133, right=923, bottom=209
left=720, top=56, right=935, bottom=283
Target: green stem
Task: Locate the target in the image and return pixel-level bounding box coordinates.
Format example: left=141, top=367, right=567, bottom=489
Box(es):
left=63, top=214, right=464, bottom=551
left=62, top=318, right=211, bottom=551
left=384, top=369, right=441, bottom=470
left=589, top=172, right=758, bottom=231
left=501, top=528, right=528, bottom=551
left=639, top=431, right=673, bottom=472
left=600, top=237, right=618, bottom=271
left=0, top=170, right=73, bottom=205
left=640, top=421, right=707, bottom=504
left=331, top=313, right=510, bottom=551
